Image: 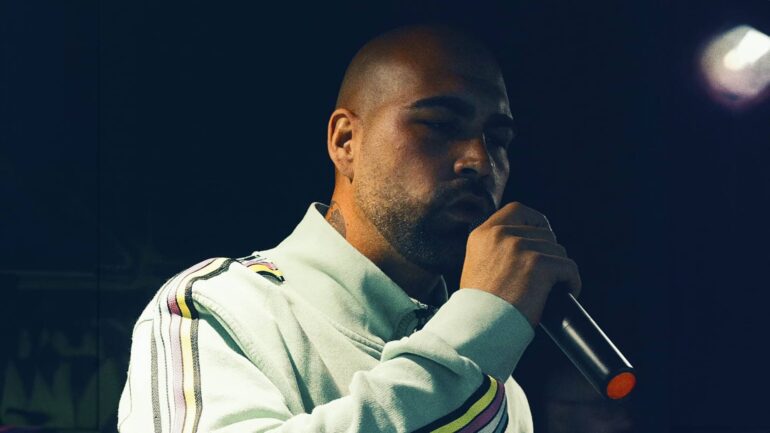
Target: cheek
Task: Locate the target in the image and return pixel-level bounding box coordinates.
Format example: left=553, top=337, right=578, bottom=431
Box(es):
left=390, top=134, right=447, bottom=188
left=361, top=116, right=453, bottom=196
left=362, top=122, right=416, bottom=171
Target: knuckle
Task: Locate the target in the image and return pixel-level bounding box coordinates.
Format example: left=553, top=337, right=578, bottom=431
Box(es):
left=467, top=228, right=486, bottom=246
left=509, top=236, right=527, bottom=252
left=468, top=225, right=482, bottom=238
left=501, top=202, right=521, bottom=215
left=468, top=230, right=487, bottom=247
left=490, top=224, right=506, bottom=235
left=525, top=251, right=544, bottom=268
left=489, top=225, right=508, bottom=241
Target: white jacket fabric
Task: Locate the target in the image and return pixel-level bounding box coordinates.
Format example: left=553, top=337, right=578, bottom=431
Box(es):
left=117, top=202, right=536, bottom=432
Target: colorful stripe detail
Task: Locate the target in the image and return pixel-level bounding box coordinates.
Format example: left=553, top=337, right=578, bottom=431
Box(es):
left=414, top=375, right=509, bottom=433
left=237, top=254, right=285, bottom=282
left=155, top=257, right=233, bottom=433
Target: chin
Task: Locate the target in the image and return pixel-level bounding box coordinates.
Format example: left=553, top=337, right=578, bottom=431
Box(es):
left=419, top=239, right=467, bottom=275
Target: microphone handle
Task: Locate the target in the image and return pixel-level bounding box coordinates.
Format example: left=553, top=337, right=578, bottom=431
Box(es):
left=538, top=284, right=637, bottom=400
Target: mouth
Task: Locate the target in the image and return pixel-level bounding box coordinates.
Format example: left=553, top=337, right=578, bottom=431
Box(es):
left=444, top=195, right=493, bottom=223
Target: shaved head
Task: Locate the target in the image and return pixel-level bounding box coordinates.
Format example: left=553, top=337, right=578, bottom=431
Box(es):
left=336, top=24, right=504, bottom=119
left=326, top=23, right=513, bottom=280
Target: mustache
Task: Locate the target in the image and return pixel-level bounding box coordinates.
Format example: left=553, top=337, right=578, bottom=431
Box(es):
left=433, top=180, right=496, bottom=215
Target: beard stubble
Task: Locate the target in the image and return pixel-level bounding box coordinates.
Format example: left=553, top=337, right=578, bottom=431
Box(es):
left=355, top=174, right=491, bottom=276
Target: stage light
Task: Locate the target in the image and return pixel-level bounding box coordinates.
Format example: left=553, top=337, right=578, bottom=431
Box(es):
left=700, top=25, right=770, bottom=109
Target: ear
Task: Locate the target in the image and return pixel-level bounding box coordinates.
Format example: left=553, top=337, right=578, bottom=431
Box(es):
left=327, top=108, right=358, bottom=181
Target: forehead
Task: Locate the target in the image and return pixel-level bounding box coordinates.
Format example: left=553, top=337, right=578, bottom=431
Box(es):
left=373, top=50, right=511, bottom=116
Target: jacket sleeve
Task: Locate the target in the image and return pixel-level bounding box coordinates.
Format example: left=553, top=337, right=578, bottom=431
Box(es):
left=117, top=259, right=535, bottom=433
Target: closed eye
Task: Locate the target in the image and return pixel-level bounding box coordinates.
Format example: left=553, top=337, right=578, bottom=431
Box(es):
left=419, top=120, right=461, bottom=135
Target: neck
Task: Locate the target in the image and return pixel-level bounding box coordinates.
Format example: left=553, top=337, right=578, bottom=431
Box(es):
left=325, top=193, right=441, bottom=305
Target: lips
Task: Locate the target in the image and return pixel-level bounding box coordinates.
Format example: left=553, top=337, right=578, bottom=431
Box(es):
left=444, top=194, right=492, bottom=222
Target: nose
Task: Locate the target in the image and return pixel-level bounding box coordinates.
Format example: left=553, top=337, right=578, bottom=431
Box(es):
left=453, top=135, right=493, bottom=179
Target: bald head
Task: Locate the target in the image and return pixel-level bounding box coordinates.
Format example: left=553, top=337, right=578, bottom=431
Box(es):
left=325, top=23, right=514, bottom=280
left=335, top=24, right=505, bottom=119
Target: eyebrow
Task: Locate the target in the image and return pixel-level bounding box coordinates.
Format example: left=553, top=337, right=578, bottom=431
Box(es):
left=408, top=95, right=476, bottom=116
left=407, top=95, right=516, bottom=133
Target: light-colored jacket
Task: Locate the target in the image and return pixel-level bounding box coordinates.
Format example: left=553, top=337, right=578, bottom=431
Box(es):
left=117, top=203, right=535, bottom=432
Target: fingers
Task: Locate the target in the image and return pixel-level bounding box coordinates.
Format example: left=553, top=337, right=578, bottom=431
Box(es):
left=496, top=233, right=580, bottom=296
left=544, top=256, right=582, bottom=298
left=562, top=257, right=582, bottom=298
left=502, top=231, right=581, bottom=297
left=504, top=236, right=566, bottom=258
left=483, top=202, right=553, bottom=230
left=484, top=202, right=578, bottom=294
left=495, top=225, right=558, bottom=244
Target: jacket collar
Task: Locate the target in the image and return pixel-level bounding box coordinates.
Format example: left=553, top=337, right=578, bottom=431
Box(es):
left=265, top=202, right=448, bottom=343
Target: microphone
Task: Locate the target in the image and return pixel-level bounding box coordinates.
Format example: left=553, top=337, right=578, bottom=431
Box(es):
left=539, top=284, right=636, bottom=400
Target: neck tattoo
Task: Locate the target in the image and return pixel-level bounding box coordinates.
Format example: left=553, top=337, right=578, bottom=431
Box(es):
left=326, top=200, right=347, bottom=238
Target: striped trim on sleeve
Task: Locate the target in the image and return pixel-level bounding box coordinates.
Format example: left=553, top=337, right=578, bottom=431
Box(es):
left=414, top=374, right=509, bottom=433
left=151, top=257, right=234, bottom=433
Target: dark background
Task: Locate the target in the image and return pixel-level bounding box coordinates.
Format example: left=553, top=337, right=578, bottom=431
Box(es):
left=2, top=0, right=769, bottom=432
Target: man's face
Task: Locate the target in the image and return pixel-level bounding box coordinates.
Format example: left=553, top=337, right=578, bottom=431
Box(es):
left=353, top=50, right=514, bottom=275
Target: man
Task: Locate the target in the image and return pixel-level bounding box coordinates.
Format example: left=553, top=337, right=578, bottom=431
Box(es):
left=118, top=24, right=581, bottom=432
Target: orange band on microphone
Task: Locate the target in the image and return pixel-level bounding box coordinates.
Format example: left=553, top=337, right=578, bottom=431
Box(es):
left=606, top=372, right=636, bottom=400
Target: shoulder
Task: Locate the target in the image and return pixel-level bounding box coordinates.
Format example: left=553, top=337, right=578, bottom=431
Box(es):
left=130, top=254, right=293, bottom=364
left=137, top=254, right=287, bottom=328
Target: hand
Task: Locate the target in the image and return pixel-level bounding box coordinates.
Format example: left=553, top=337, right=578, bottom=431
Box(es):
left=459, top=202, right=582, bottom=327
